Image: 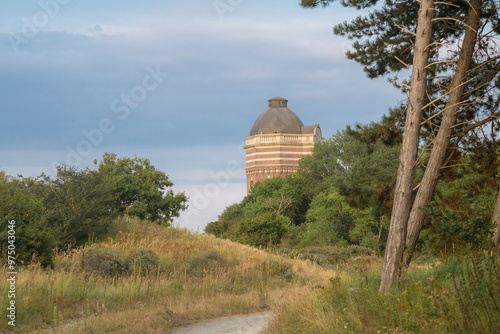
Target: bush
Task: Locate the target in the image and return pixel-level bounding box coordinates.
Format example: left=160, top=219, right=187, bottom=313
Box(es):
left=204, top=203, right=243, bottom=238
left=421, top=202, right=495, bottom=255
left=267, top=258, right=295, bottom=282
left=359, top=236, right=379, bottom=251
left=126, top=248, right=161, bottom=275
left=83, top=246, right=127, bottom=277
left=303, top=192, right=355, bottom=244
left=297, top=245, right=375, bottom=266
left=297, top=219, right=346, bottom=248
left=185, top=250, right=228, bottom=277
left=82, top=246, right=161, bottom=277
left=233, top=212, right=289, bottom=247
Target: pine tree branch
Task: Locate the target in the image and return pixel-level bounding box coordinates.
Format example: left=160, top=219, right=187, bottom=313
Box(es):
left=426, top=59, right=457, bottom=68
left=390, top=78, right=411, bottom=89
left=420, top=74, right=478, bottom=124
left=451, top=110, right=500, bottom=140
left=434, top=1, right=460, bottom=8
left=431, top=17, right=478, bottom=33
left=393, top=23, right=417, bottom=37
left=394, top=56, right=412, bottom=69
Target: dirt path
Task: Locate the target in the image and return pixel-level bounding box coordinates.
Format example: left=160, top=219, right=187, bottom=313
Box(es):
left=171, top=312, right=272, bottom=334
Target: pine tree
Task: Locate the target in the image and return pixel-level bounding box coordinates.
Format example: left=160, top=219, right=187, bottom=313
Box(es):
left=301, top=0, right=500, bottom=288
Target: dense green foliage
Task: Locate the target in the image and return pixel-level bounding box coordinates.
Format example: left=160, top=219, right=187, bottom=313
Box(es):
left=234, top=212, right=289, bottom=247
left=95, top=153, right=187, bottom=224
left=207, top=118, right=499, bottom=256
left=206, top=127, right=401, bottom=250
left=418, top=151, right=499, bottom=254
left=205, top=175, right=307, bottom=246
left=299, top=128, right=400, bottom=211
left=299, top=191, right=381, bottom=249
left=0, top=154, right=187, bottom=266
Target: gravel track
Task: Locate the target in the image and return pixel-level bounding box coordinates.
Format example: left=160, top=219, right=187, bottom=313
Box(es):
left=171, top=312, right=272, bottom=334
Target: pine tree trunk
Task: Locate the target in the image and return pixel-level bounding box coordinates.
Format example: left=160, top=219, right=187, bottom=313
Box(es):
left=403, top=0, right=482, bottom=267
left=379, top=0, right=434, bottom=292
left=492, top=188, right=500, bottom=245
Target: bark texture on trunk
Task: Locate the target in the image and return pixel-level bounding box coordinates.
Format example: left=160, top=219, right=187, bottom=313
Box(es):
left=379, top=0, right=435, bottom=292
left=403, top=0, right=482, bottom=267
left=492, top=188, right=500, bottom=245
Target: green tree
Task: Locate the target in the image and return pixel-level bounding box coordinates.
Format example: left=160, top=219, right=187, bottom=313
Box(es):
left=205, top=175, right=310, bottom=245
left=0, top=154, right=186, bottom=266
left=242, top=174, right=310, bottom=226
left=418, top=152, right=497, bottom=253
left=233, top=212, right=289, bottom=247
left=205, top=203, right=244, bottom=238
left=300, top=191, right=381, bottom=249
left=0, top=166, right=118, bottom=265
left=299, top=129, right=400, bottom=214
left=0, top=172, right=59, bottom=266
left=95, top=153, right=188, bottom=225
left=46, top=165, right=117, bottom=244
left=403, top=0, right=483, bottom=268
left=301, top=0, right=500, bottom=289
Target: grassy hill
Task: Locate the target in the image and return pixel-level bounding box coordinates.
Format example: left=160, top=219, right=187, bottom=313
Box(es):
left=1, top=218, right=332, bottom=333
left=2, top=217, right=499, bottom=333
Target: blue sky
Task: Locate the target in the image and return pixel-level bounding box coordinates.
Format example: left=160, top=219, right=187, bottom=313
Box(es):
left=0, top=0, right=405, bottom=231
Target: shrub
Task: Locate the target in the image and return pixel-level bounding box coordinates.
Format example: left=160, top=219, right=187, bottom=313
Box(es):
left=185, top=250, right=228, bottom=277
left=297, top=245, right=375, bottom=266
left=234, top=212, right=289, bottom=247
left=126, top=248, right=161, bottom=275
left=82, top=246, right=127, bottom=277
left=267, top=258, right=294, bottom=281
left=82, top=246, right=162, bottom=277
left=421, top=202, right=494, bottom=255
left=359, top=236, right=379, bottom=251
left=297, top=219, right=346, bottom=248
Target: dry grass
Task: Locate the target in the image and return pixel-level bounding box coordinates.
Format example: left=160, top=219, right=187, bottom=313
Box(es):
left=4, top=217, right=496, bottom=333
left=0, top=218, right=332, bottom=333
left=265, top=250, right=500, bottom=334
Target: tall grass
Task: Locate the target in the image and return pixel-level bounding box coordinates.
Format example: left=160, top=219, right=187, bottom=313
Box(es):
left=6, top=216, right=495, bottom=333
left=266, top=250, right=500, bottom=334
left=447, top=252, right=500, bottom=333
left=0, top=217, right=331, bottom=333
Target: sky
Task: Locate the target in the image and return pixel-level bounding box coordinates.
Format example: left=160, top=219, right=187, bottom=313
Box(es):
left=0, top=0, right=406, bottom=231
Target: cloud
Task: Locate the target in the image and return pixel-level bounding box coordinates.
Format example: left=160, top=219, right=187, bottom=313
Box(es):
left=174, top=182, right=247, bottom=232
left=0, top=0, right=406, bottom=232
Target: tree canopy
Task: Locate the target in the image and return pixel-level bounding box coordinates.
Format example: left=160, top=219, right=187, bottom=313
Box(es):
left=0, top=153, right=187, bottom=266
left=207, top=115, right=497, bottom=261
left=301, top=0, right=500, bottom=148
left=206, top=127, right=401, bottom=250
left=301, top=0, right=500, bottom=290
left=95, top=153, right=188, bottom=224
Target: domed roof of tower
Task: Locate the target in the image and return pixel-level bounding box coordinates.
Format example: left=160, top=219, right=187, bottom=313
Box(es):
left=249, top=97, right=305, bottom=136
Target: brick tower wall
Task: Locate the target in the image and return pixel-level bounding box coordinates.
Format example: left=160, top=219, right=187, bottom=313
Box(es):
left=244, top=133, right=317, bottom=194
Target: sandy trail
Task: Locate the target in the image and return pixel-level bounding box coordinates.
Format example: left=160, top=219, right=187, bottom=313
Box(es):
left=171, top=312, right=272, bottom=334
